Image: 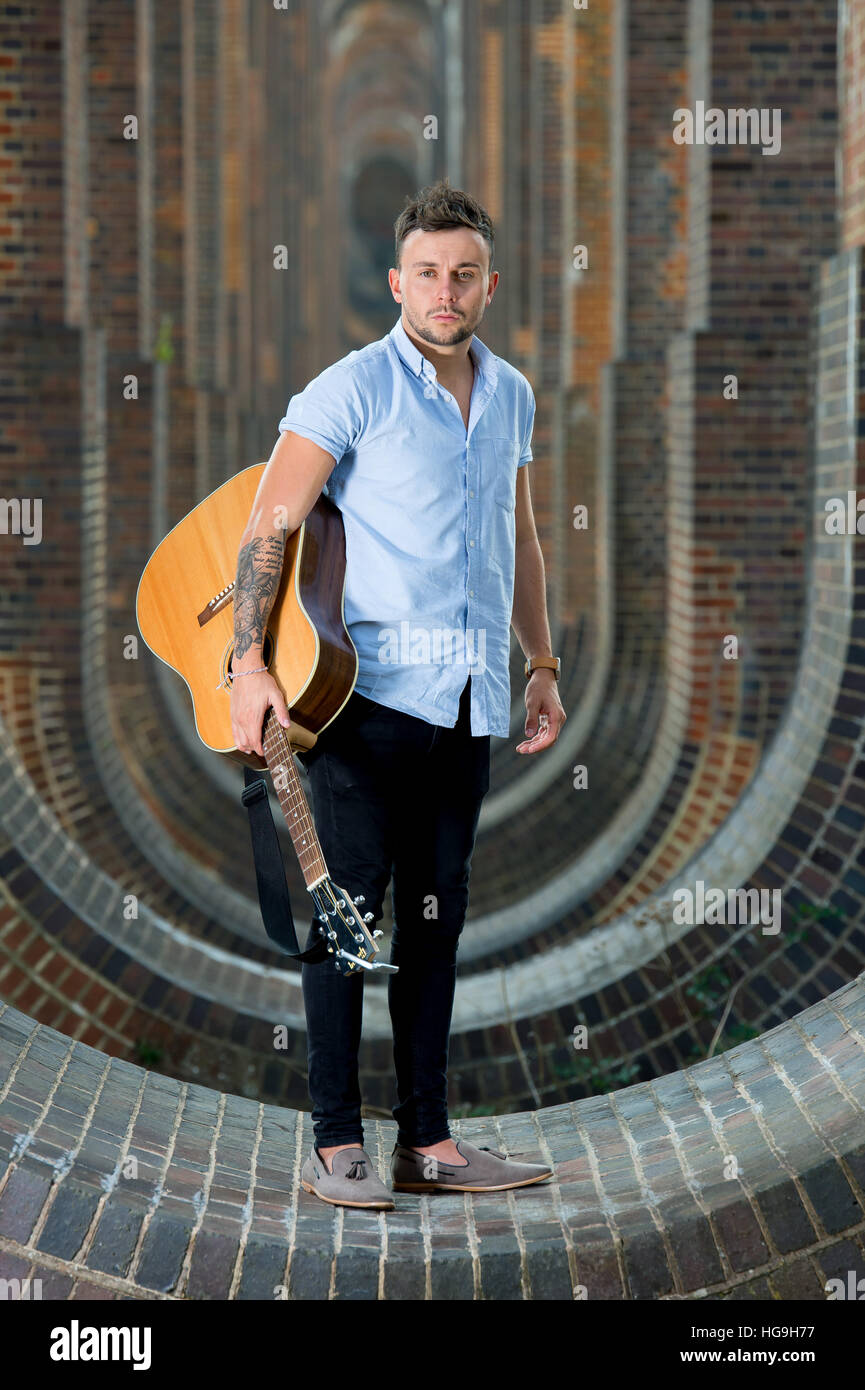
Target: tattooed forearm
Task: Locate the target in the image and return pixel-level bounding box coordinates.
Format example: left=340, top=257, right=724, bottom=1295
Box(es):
left=234, top=532, right=286, bottom=663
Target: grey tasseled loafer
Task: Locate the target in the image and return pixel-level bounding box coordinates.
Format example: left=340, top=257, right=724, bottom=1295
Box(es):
left=391, top=1139, right=553, bottom=1193
left=301, top=1145, right=395, bottom=1209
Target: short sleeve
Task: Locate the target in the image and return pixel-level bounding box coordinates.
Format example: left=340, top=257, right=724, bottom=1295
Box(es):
left=518, top=381, right=535, bottom=467
left=277, top=361, right=365, bottom=465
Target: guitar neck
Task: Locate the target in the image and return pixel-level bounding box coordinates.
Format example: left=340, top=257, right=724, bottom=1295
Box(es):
left=262, top=711, right=328, bottom=889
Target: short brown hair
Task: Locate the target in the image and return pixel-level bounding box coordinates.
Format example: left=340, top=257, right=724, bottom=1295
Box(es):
left=394, top=178, right=495, bottom=274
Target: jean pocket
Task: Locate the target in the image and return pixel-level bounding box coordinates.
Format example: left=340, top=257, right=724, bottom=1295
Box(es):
left=295, top=742, right=323, bottom=772
left=322, top=752, right=364, bottom=797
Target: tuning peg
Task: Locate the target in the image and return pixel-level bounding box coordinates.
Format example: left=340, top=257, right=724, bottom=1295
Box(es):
left=352, top=894, right=366, bottom=905
left=373, top=930, right=383, bottom=939
left=335, top=948, right=398, bottom=974
left=363, top=912, right=375, bottom=923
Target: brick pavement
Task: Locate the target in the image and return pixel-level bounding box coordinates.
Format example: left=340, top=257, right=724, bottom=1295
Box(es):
left=1, top=980, right=863, bottom=1300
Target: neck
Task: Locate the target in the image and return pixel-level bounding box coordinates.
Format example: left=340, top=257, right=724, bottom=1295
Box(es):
left=402, top=316, right=475, bottom=383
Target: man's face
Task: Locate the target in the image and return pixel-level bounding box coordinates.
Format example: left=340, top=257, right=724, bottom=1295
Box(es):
left=389, top=227, right=498, bottom=349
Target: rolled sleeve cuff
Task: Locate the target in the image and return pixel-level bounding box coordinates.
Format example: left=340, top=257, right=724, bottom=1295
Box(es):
left=276, top=416, right=342, bottom=463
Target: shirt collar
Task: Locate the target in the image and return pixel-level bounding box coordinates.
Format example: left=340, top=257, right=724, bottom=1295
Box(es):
left=389, top=315, right=494, bottom=383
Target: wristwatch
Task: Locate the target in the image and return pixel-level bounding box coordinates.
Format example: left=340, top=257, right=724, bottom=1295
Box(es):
left=524, top=655, right=561, bottom=680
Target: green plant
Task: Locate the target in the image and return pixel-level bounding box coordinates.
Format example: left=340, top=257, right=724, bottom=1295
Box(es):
left=790, top=901, right=842, bottom=921
left=154, top=312, right=174, bottom=364
left=787, top=900, right=843, bottom=943
left=685, top=965, right=732, bottom=1016
left=716, top=1021, right=761, bottom=1051
left=450, top=1101, right=498, bottom=1118
left=688, top=1019, right=760, bottom=1060
left=134, top=1037, right=164, bottom=1066
left=556, top=1052, right=642, bottom=1095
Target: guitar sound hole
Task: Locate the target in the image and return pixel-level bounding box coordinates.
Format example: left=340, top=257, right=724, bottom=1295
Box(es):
left=227, top=631, right=273, bottom=685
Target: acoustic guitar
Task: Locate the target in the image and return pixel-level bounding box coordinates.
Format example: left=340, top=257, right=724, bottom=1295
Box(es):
left=135, top=461, right=395, bottom=975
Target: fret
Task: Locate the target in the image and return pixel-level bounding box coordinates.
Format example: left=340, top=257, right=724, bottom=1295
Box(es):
left=262, top=712, right=328, bottom=888
left=136, top=472, right=395, bottom=975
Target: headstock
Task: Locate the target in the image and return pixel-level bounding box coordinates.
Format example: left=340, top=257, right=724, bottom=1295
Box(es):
left=308, top=879, right=398, bottom=975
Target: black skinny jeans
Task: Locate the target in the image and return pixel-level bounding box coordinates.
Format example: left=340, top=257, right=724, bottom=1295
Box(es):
left=296, top=676, right=490, bottom=1150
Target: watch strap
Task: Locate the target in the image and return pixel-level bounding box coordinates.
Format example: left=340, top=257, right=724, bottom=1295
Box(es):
left=525, top=655, right=560, bottom=679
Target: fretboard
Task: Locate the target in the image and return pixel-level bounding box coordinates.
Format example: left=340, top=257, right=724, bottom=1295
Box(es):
left=262, top=710, right=328, bottom=887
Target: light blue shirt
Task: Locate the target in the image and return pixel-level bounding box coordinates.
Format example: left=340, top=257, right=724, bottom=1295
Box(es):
left=277, top=315, right=535, bottom=737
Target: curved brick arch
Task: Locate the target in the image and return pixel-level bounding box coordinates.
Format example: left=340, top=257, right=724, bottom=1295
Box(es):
left=3, top=0, right=865, bottom=1304
left=1, top=987, right=863, bottom=1299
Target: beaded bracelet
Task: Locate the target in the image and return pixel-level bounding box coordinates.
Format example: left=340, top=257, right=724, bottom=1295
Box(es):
left=217, top=663, right=269, bottom=690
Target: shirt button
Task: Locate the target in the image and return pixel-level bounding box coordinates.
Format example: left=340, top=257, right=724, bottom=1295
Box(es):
left=469, top=589, right=475, bottom=597
left=469, top=539, right=475, bottom=547
left=469, top=489, right=475, bottom=498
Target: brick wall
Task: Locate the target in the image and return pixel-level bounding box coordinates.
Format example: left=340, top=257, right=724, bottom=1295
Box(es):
left=2, top=0, right=865, bottom=1301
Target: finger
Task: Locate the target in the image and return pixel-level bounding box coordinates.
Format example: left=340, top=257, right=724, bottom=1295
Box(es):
left=528, top=721, right=554, bottom=744
left=516, top=737, right=551, bottom=754
left=516, top=723, right=556, bottom=754
left=269, top=692, right=291, bottom=728
left=524, top=711, right=551, bottom=739
left=237, top=726, right=262, bottom=757
left=518, top=711, right=562, bottom=748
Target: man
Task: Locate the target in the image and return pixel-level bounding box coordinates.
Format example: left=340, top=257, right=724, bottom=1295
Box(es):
left=230, top=180, right=566, bottom=1209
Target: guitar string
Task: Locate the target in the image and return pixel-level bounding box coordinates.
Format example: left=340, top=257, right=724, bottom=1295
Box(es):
left=259, top=715, right=375, bottom=950
left=262, top=723, right=318, bottom=856
left=264, top=718, right=319, bottom=839
left=262, top=716, right=325, bottom=881
left=270, top=774, right=322, bottom=875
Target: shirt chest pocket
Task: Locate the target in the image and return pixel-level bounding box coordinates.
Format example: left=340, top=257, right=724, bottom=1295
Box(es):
left=476, top=438, right=518, bottom=511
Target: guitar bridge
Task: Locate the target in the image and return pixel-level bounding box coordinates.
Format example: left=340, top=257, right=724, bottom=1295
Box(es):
left=198, top=581, right=236, bottom=627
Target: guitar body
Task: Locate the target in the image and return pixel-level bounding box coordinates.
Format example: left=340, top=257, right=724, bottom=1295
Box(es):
left=135, top=461, right=395, bottom=975
left=135, top=462, right=359, bottom=770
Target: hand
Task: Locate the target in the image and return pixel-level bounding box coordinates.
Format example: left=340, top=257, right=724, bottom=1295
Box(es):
left=230, top=670, right=291, bottom=757
left=516, top=671, right=566, bottom=755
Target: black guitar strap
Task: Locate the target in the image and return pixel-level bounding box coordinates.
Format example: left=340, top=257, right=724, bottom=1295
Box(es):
left=240, top=765, right=329, bottom=963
